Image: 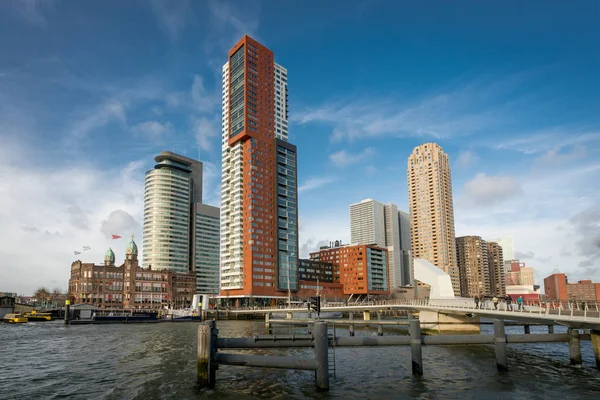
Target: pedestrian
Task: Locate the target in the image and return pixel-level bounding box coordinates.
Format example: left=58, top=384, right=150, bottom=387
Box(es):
left=474, top=296, right=479, bottom=309
left=517, top=296, right=523, bottom=311
left=492, top=296, right=499, bottom=310
left=506, top=295, right=513, bottom=311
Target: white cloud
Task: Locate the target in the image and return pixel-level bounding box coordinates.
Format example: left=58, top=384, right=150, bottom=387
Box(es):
left=298, top=177, right=337, bottom=193
left=69, top=101, right=126, bottom=139
left=493, top=131, right=600, bottom=155
left=0, top=143, right=145, bottom=294
left=7, top=0, right=53, bottom=27
left=131, top=121, right=173, bottom=143
left=534, top=144, right=587, bottom=168
left=456, top=151, right=478, bottom=168
left=330, top=148, right=374, bottom=167
left=191, top=75, right=218, bottom=113
left=150, top=0, right=190, bottom=42
left=461, top=173, right=522, bottom=206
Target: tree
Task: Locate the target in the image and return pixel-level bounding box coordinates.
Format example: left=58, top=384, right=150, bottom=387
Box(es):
left=34, top=287, right=50, bottom=302
left=51, top=287, right=63, bottom=299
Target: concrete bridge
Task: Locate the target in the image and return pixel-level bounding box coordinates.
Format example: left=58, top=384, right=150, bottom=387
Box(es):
left=212, top=298, right=600, bottom=331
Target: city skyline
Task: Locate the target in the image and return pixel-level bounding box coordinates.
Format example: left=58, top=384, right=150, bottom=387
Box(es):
left=2, top=1, right=600, bottom=294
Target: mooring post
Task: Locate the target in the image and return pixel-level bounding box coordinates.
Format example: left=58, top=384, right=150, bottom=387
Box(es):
left=377, top=312, right=383, bottom=336
left=314, top=321, right=329, bottom=391
left=410, top=318, right=423, bottom=376
left=494, top=320, right=508, bottom=372
left=548, top=325, right=554, bottom=334
left=197, top=322, right=214, bottom=388
left=265, top=313, right=271, bottom=334
left=64, top=300, right=70, bottom=325
left=568, top=328, right=582, bottom=367
left=591, top=329, right=600, bottom=370
left=524, top=324, right=531, bottom=334
left=349, top=312, right=355, bottom=336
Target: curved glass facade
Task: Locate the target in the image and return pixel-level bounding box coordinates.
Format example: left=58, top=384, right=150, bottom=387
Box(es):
left=142, top=162, right=192, bottom=274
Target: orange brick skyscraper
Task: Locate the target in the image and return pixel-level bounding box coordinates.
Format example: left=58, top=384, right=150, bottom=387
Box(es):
left=219, top=36, right=298, bottom=305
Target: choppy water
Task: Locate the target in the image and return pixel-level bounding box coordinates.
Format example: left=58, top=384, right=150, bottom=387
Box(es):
left=1, top=320, right=599, bottom=399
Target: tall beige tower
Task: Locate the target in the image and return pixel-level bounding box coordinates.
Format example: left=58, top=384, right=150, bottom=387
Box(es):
left=456, top=236, right=490, bottom=297
left=407, top=143, right=460, bottom=295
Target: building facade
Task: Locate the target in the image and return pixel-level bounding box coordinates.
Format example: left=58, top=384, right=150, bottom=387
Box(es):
left=349, top=199, right=412, bottom=289
left=407, top=143, right=460, bottom=295
left=142, top=151, right=203, bottom=274
left=68, top=237, right=196, bottom=310
left=486, top=241, right=506, bottom=297
left=456, top=236, right=490, bottom=298
left=505, top=260, right=534, bottom=286
left=310, top=243, right=389, bottom=296
left=544, top=273, right=600, bottom=302
left=194, top=203, right=220, bottom=294
left=490, top=236, right=514, bottom=261
left=219, top=35, right=298, bottom=304
left=297, top=259, right=344, bottom=299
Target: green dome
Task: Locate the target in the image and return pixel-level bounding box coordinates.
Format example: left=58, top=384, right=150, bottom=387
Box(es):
left=104, top=247, right=115, bottom=262
left=126, top=236, right=138, bottom=256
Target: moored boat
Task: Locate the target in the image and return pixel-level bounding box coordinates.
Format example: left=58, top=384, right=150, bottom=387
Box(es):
left=2, top=313, right=28, bottom=323
left=23, top=311, right=52, bottom=321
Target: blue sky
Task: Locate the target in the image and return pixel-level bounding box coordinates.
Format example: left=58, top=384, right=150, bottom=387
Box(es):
left=1, top=0, right=600, bottom=294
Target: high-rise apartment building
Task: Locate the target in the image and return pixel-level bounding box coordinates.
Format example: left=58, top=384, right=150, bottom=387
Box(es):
left=220, top=35, right=298, bottom=305
left=486, top=241, right=506, bottom=297
left=349, top=199, right=412, bottom=289
left=407, top=143, right=460, bottom=295
left=195, top=204, right=220, bottom=294
left=456, top=236, right=490, bottom=297
left=544, top=273, right=600, bottom=302
left=143, top=152, right=202, bottom=274
left=142, top=152, right=220, bottom=295
left=490, top=236, right=514, bottom=261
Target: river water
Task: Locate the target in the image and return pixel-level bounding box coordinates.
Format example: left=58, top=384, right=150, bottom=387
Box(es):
left=1, top=320, right=599, bottom=399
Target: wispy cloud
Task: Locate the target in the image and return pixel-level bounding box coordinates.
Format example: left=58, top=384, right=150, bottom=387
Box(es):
left=293, top=74, right=532, bottom=143
left=456, top=151, right=478, bottom=168
left=330, top=148, right=374, bottom=167
left=194, top=116, right=220, bottom=156
left=298, top=177, right=337, bottom=193
left=492, top=131, right=600, bottom=155
left=131, top=121, right=173, bottom=144
left=5, top=0, right=53, bottom=27
left=150, top=0, right=191, bottom=42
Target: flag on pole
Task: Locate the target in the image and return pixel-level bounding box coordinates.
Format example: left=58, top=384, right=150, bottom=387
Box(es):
left=83, top=246, right=91, bottom=251
left=74, top=251, right=81, bottom=255
left=112, top=234, right=122, bottom=239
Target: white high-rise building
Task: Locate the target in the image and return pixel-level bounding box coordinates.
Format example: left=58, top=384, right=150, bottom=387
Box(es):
left=350, top=199, right=412, bottom=289
left=143, top=152, right=202, bottom=274
left=195, top=203, right=220, bottom=294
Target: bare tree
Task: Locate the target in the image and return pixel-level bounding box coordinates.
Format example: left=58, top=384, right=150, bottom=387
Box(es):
left=34, top=287, right=50, bottom=302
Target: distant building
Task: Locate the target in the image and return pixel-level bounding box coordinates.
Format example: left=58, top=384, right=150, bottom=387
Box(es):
left=489, top=236, right=514, bottom=260
left=486, top=242, right=506, bottom=297
left=297, top=259, right=344, bottom=299
left=68, top=237, right=196, bottom=310
left=544, top=273, right=600, bottom=302
left=349, top=199, right=412, bottom=289
left=408, top=143, right=460, bottom=295
left=310, top=243, right=389, bottom=297
left=194, top=203, right=220, bottom=295
left=505, top=260, right=535, bottom=286
left=456, top=236, right=490, bottom=298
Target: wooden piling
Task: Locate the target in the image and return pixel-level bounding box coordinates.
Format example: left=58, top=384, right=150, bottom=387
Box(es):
left=64, top=301, right=70, bottom=325
left=591, top=329, right=600, bottom=370
left=377, top=312, right=383, bottom=336
left=198, top=323, right=214, bottom=388
left=313, top=322, right=329, bottom=391
left=494, top=320, right=508, bottom=372
left=349, top=312, right=355, bottom=336
left=410, top=319, right=423, bottom=376
left=568, top=328, right=582, bottom=367
left=524, top=325, right=531, bottom=334
left=548, top=325, right=554, bottom=334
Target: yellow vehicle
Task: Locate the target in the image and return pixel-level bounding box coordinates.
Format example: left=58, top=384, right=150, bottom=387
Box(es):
left=2, top=313, right=28, bottom=323
left=24, top=311, right=52, bottom=321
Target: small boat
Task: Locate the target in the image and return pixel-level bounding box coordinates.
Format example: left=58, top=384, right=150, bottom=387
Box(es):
left=23, top=311, right=52, bottom=321
left=2, top=313, right=28, bottom=323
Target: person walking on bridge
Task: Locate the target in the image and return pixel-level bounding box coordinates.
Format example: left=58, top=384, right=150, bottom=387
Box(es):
left=506, top=295, right=513, bottom=311
left=492, top=296, right=499, bottom=310
left=517, top=296, right=523, bottom=311
left=474, top=296, right=480, bottom=309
